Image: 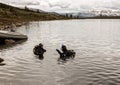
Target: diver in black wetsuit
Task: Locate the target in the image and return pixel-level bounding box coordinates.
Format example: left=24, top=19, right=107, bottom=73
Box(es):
left=56, top=45, right=76, bottom=60
left=33, top=43, right=46, bottom=59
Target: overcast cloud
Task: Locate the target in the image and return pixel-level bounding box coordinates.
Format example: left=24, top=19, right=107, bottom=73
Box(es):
left=0, top=0, right=120, bottom=13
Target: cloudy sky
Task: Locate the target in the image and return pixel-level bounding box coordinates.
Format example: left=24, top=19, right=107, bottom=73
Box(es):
left=0, top=0, right=120, bottom=13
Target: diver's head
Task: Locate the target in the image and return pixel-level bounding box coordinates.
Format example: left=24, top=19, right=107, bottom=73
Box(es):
left=61, top=45, right=67, bottom=52
left=39, top=43, right=43, bottom=47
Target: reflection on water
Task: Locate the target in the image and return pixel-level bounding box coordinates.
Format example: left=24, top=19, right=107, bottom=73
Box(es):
left=0, top=19, right=120, bottom=85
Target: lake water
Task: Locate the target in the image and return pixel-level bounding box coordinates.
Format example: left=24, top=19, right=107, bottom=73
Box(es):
left=1, top=19, right=120, bottom=85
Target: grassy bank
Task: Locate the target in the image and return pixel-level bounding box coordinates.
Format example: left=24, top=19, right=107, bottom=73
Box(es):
left=0, top=3, right=68, bottom=30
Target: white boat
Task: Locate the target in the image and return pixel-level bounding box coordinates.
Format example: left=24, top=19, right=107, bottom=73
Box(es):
left=0, top=30, right=28, bottom=39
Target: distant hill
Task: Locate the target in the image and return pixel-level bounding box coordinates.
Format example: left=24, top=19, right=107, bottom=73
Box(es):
left=0, top=3, right=68, bottom=29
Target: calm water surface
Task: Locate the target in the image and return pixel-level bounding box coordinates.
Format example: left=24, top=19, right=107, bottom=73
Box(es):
left=1, top=19, right=120, bottom=85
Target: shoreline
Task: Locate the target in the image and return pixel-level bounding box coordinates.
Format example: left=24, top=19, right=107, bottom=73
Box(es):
left=0, top=22, right=27, bottom=30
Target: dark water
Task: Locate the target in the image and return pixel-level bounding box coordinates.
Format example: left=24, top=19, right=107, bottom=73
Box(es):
left=1, top=19, right=120, bottom=85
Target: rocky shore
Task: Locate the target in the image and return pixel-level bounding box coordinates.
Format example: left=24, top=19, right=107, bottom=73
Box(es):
left=0, top=22, right=26, bottom=30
